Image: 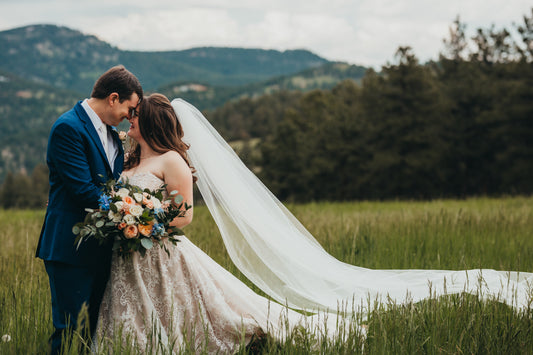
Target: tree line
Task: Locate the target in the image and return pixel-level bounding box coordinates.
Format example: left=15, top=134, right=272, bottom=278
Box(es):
left=0, top=164, right=49, bottom=209
left=1, top=11, right=532, bottom=207
left=220, top=13, right=533, bottom=201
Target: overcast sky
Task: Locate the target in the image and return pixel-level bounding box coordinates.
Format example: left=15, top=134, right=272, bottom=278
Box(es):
left=0, top=0, right=531, bottom=68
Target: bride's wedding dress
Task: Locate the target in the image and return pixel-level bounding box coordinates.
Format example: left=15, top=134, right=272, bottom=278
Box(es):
left=97, top=172, right=337, bottom=353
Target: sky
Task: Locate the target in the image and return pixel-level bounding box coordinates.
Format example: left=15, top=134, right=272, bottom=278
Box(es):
left=0, top=0, right=531, bottom=68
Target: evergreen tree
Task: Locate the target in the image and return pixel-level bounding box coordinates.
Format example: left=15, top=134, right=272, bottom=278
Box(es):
left=360, top=47, right=451, bottom=198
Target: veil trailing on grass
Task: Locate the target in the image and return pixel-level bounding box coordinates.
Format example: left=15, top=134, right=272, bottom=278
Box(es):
left=171, top=98, right=533, bottom=314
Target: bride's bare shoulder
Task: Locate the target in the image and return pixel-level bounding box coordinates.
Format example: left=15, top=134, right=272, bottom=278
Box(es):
left=161, top=151, right=192, bottom=176
left=161, top=150, right=185, bottom=163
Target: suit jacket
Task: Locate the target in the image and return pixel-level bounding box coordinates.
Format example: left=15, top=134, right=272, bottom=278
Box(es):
left=36, top=101, right=124, bottom=266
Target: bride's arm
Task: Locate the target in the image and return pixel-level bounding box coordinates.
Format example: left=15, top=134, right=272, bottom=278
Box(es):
left=160, top=151, right=194, bottom=228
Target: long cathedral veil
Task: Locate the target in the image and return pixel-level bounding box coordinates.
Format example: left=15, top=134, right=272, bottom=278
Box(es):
left=171, top=98, right=533, bottom=314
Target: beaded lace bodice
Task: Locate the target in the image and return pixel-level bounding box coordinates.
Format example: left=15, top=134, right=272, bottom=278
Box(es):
left=122, top=172, right=165, bottom=192
left=96, top=172, right=275, bottom=353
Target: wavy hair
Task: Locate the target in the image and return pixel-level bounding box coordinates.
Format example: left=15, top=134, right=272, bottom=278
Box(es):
left=124, top=93, right=197, bottom=182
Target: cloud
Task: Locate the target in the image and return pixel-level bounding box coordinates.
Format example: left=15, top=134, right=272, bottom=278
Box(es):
left=87, top=9, right=359, bottom=58
left=87, top=8, right=242, bottom=50
left=0, top=0, right=531, bottom=67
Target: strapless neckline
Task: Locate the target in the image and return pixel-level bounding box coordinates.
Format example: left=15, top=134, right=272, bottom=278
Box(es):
left=120, top=172, right=165, bottom=191
left=121, top=171, right=163, bottom=182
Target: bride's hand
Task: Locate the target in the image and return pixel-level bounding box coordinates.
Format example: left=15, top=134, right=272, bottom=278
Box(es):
left=160, top=151, right=194, bottom=228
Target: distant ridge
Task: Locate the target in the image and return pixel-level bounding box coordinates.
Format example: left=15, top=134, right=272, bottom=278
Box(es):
left=159, top=62, right=368, bottom=110
left=0, top=24, right=329, bottom=93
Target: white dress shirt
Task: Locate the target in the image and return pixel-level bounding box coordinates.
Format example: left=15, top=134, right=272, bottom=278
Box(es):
left=81, top=99, right=118, bottom=170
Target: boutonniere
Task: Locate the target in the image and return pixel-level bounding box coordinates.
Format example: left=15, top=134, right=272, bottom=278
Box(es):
left=118, top=131, right=127, bottom=142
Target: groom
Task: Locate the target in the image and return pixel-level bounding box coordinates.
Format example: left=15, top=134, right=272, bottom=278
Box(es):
left=36, top=65, right=143, bottom=354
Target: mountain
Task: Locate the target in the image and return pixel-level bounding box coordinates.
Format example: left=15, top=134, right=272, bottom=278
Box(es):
left=158, top=62, right=368, bottom=110
left=0, top=24, right=329, bottom=94
left=0, top=70, right=79, bottom=179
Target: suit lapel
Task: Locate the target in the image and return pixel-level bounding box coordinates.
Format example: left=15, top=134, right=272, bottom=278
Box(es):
left=74, top=102, right=113, bottom=175
left=110, top=128, right=125, bottom=178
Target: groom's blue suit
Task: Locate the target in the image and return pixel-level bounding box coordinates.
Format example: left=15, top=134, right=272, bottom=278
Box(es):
left=36, top=101, right=124, bottom=353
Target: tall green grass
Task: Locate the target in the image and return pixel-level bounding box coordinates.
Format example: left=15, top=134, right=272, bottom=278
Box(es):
left=1, top=197, right=533, bottom=353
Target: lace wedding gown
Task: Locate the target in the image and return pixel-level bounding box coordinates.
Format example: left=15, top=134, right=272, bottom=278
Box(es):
left=96, top=172, right=336, bottom=354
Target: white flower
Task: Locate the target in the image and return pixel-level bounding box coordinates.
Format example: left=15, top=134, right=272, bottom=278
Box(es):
left=129, top=204, right=143, bottom=217
left=116, top=188, right=130, bottom=198
left=2, top=334, right=11, bottom=342
left=133, top=193, right=143, bottom=203
left=151, top=197, right=162, bottom=209
left=114, top=201, right=124, bottom=212
left=124, top=214, right=136, bottom=225
left=108, top=210, right=122, bottom=223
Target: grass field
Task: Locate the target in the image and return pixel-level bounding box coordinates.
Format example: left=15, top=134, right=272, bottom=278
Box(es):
left=1, top=196, right=533, bottom=354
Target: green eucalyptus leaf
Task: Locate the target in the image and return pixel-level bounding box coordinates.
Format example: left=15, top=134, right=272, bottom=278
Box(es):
left=141, top=238, right=154, bottom=250
left=169, top=227, right=185, bottom=236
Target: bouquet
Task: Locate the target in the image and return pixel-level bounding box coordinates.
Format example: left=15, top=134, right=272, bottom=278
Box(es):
left=73, top=178, right=191, bottom=258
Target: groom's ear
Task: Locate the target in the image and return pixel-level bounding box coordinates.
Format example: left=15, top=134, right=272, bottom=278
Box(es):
left=108, top=93, right=120, bottom=106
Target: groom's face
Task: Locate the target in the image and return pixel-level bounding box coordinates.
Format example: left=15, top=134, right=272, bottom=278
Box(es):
left=107, top=93, right=141, bottom=127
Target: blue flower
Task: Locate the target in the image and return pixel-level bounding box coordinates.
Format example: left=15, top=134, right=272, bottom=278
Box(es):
left=98, top=194, right=111, bottom=211
left=152, top=223, right=165, bottom=236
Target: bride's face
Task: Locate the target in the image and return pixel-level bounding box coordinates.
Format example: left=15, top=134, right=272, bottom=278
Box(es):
left=127, top=115, right=142, bottom=142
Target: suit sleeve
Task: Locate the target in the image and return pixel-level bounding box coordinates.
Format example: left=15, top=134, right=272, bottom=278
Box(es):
left=48, top=122, right=103, bottom=207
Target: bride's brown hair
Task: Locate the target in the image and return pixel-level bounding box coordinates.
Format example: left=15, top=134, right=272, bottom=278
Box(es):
left=124, top=93, right=197, bottom=182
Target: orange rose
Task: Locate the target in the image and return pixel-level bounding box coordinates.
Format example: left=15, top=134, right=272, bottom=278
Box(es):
left=138, top=222, right=154, bottom=237
left=122, top=196, right=134, bottom=205
left=122, top=204, right=130, bottom=214
left=117, top=222, right=127, bottom=230
left=123, top=225, right=138, bottom=239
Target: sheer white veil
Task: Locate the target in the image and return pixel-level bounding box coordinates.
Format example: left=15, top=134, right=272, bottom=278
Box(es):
left=171, top=98, right=533, bottom=314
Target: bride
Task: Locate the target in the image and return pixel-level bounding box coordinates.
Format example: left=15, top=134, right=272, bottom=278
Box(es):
left=96, top=94, right=338, bottom=353
left=97, top=93, right=533, bottom=352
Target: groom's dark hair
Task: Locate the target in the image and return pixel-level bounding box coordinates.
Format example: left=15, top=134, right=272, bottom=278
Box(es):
left=91, top=65, right=143, bottom=103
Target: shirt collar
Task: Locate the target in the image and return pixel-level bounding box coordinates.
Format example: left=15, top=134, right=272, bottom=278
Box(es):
left=81, top=99, right=105, bottom=132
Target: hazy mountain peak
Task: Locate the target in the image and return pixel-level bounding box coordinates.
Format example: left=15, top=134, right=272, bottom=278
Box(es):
left=0, top=24, right=329, bottom=92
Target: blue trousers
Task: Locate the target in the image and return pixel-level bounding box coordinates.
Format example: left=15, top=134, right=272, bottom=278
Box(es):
left=44, top=261, right=110, bottom=354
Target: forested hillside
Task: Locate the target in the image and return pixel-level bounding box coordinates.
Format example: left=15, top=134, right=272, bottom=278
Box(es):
left=158, top=62, right=367, bottom=110
left=0, top=71, right=79, bottom=180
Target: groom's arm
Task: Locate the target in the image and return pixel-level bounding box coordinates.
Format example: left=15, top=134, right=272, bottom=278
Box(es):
left=48, top=121, right=102, bottom=208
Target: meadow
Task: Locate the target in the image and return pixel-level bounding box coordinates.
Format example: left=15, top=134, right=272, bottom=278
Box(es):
left=1, top=196, right=533, bottom=354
